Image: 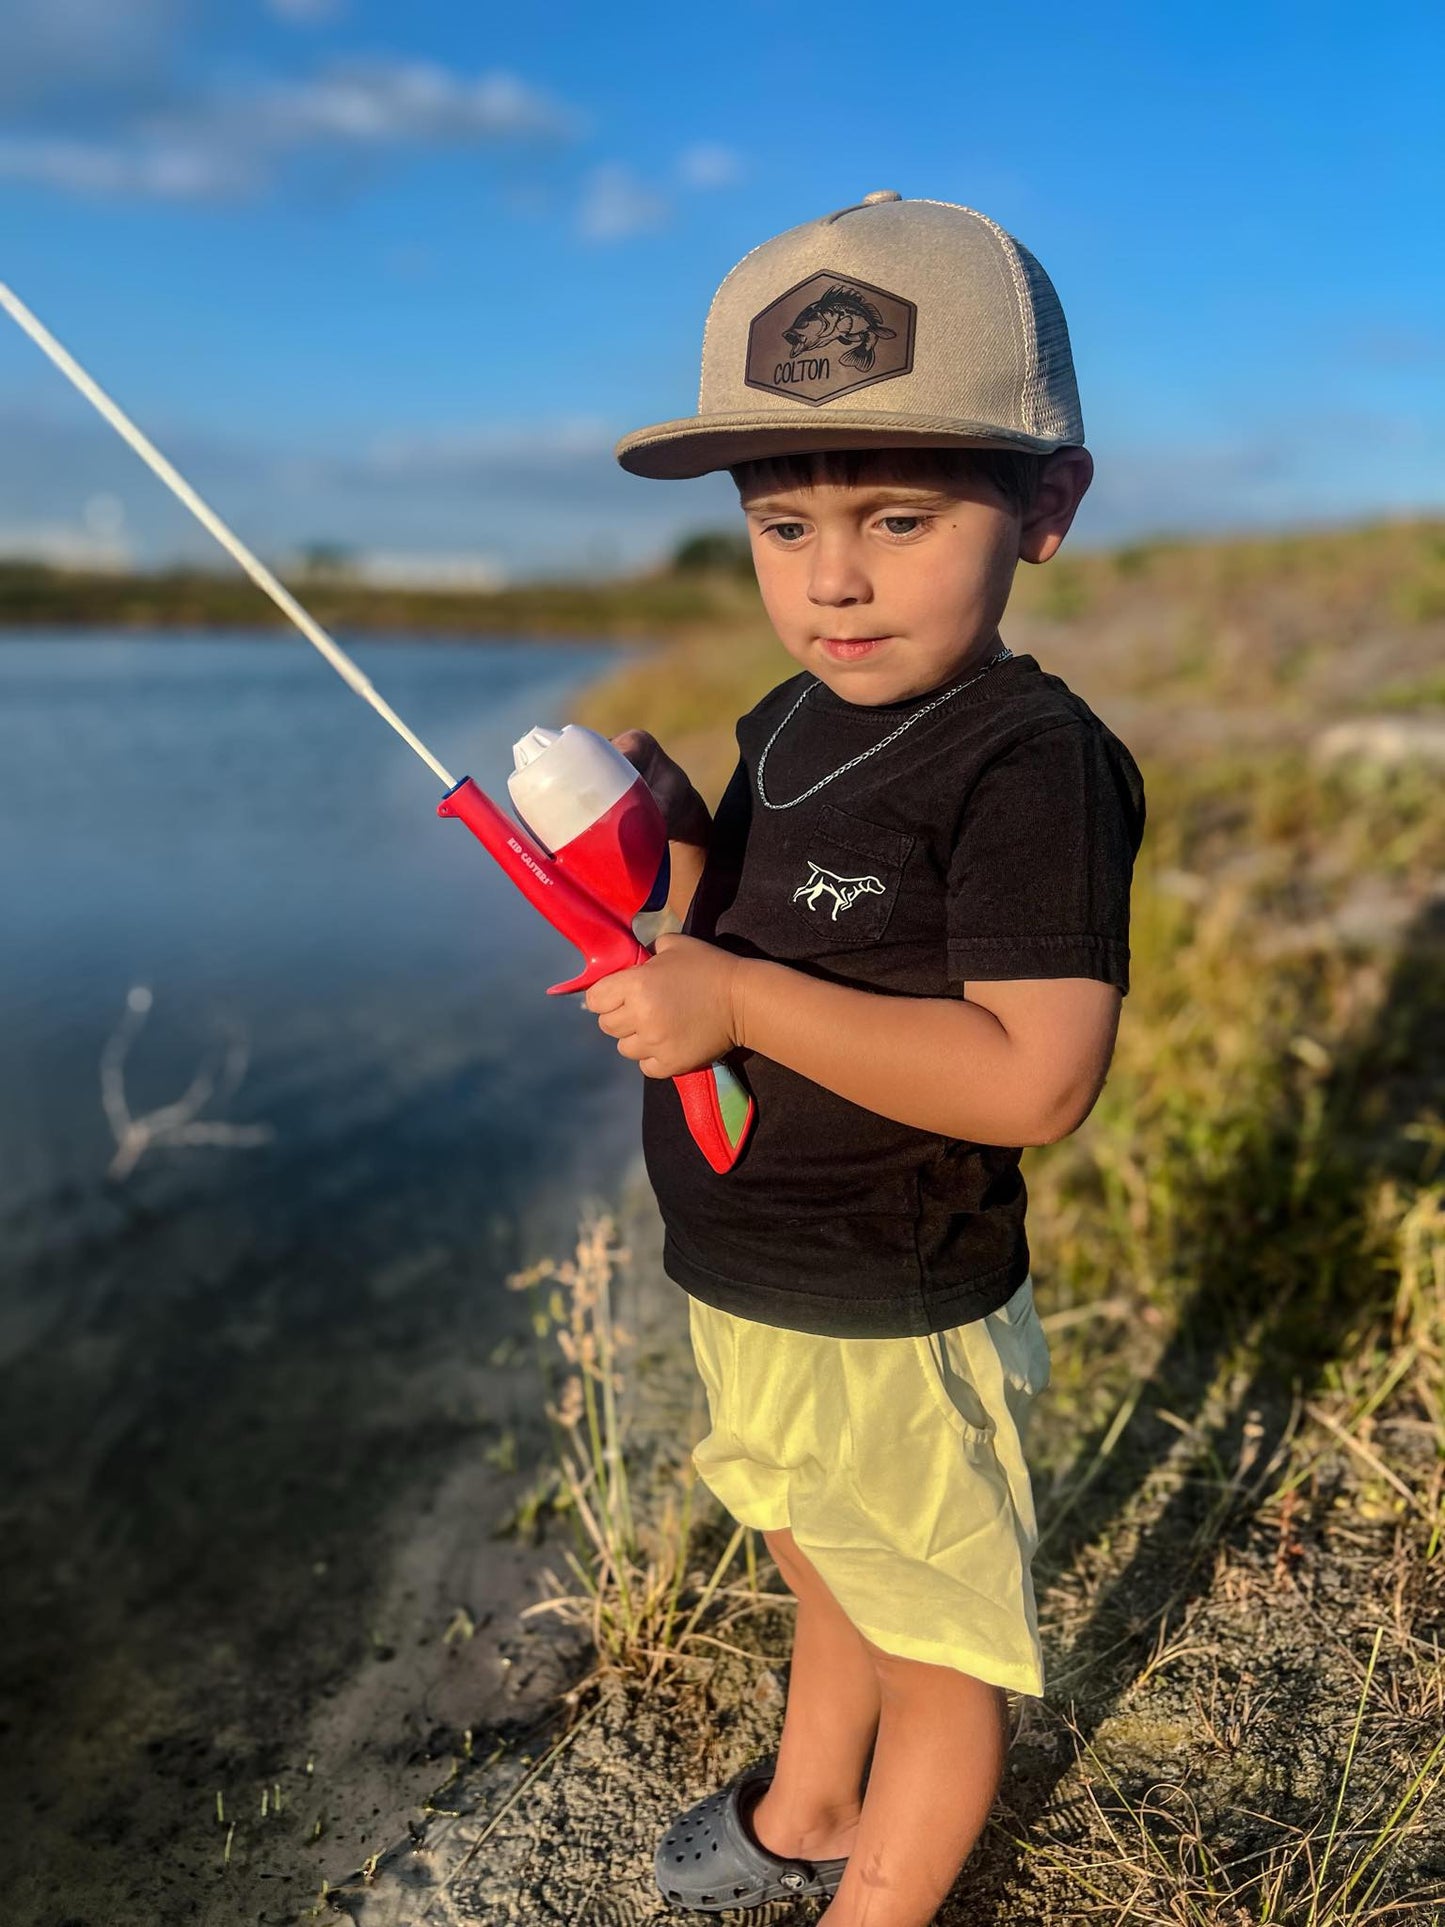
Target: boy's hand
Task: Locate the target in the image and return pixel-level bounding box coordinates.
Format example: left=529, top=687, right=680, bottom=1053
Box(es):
left=610, top=730, right=708, bottom=841
left=584, top=933, right=742, bottom=1077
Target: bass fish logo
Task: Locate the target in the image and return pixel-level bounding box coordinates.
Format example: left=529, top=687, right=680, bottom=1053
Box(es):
left=793, top=860, right=887, bottom=922
left=783, top=286, right=896, bottom=373
left=746, top=268, right=915, bottom=407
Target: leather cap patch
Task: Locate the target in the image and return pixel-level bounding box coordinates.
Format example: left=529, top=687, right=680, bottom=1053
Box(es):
left=745, top=269, right=916, bottom=407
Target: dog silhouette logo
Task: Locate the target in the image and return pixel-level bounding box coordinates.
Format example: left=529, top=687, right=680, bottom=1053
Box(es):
left=793, top=859, right=887, bottom=922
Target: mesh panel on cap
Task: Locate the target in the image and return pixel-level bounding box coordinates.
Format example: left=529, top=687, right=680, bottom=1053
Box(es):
left=933, top=203, right=1082, bottom=444
left=1013, top=242, right=1083, bottom=442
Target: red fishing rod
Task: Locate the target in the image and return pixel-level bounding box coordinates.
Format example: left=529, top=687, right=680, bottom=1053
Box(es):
left=0, top=281, right=754, bottom=1175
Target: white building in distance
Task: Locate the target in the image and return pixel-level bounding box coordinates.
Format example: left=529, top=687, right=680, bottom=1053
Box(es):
left=290, top=547, right=508, bottom=593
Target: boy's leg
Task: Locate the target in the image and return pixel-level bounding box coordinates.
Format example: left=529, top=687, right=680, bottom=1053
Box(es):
left=820, top=1633, right=1009, bottom=1927
left=745, top=1526, right=881, bottom=1863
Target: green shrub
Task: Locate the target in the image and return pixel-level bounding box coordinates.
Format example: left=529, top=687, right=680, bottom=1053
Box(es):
left=670, top=530, right=755, bottom=577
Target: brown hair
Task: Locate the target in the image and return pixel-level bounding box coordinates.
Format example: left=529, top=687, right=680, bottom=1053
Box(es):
left=728, top=445, right=1053, bottom=517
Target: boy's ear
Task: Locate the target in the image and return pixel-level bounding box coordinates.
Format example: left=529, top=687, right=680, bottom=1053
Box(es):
left=1019, top=447, right=1093, bottom=565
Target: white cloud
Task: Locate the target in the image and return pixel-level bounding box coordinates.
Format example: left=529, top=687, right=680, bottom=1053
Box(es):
left=0, top=134, right=255, bottom=202
left=241, top=61, right=575, bottom=145
left=577, top=163, right=669, bottom=243
left=568, top=141, right=740, bottom=249
left=0, top=59, right=580, bottom=204
left=676, top=143, right=742, bottom=190
left=363, top=420, right=617, bottom=476
left=0, top=403, right=739, bottom=576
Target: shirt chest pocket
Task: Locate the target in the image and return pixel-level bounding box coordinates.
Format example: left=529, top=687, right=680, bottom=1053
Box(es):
left=786, top=804, right=915, bottom=948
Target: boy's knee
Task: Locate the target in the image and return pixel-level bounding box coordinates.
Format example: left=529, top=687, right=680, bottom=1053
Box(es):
left=861, top=1638, right=1010, bottom=1712
left=860, top=1632, right=913, bottom=1689
left=763, top=1525, right=817, bottom=1594
left=762, top=1524, right=799, bottom=1570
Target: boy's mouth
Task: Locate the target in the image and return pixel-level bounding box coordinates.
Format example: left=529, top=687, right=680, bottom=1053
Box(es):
left=819, top=636, right=890, bottom=661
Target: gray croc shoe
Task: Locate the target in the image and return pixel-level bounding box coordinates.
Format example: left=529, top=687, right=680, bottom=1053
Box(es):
left=654, top=1759, right=850, bottom=1913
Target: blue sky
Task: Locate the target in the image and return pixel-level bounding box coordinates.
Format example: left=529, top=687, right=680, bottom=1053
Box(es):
left=2, top=1, right=1440, bottom=579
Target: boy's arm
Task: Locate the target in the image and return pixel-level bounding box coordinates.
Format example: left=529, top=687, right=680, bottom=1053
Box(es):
left=609, top=729, right=712, bottom=927
left=664, top=787, right=711, bottom=927
left=730, top=961, right=1122, bottom=1147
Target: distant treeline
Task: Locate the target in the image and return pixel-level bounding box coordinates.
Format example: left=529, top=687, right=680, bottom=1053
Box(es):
left=0, top=529, right=761, bottom=639
left=0, top=560, right=763, bottom=641
left=2, top=518, right=1440, bottom=639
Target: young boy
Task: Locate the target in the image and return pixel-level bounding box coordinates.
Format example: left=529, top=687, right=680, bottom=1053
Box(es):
left=585, top=193, right=1145, bottom=1925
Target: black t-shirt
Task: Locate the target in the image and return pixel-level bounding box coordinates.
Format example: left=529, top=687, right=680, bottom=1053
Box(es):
left=641, top=650, right=1146, bottom=1339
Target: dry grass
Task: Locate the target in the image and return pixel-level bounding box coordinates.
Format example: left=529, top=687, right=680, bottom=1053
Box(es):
left=502, top=1211, right=777, bottom=1697
left=1002, top=671, right=1445, bottom=1920
left=1015, top=1669, right=1445, bottom=1926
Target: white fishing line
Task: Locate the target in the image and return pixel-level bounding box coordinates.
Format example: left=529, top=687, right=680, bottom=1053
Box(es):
left=0, top=281, right=456, bottom=789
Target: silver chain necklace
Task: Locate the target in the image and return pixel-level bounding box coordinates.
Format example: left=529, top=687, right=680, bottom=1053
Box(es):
left=755, top=646, right=1014, bottom=810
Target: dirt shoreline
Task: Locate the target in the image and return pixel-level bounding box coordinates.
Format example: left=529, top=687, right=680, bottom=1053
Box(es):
left=0, top=1054, right=646, bottom=1927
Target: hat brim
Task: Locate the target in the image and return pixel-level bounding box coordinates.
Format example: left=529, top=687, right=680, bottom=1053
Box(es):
left=614, top=410, right=1071, bottom=480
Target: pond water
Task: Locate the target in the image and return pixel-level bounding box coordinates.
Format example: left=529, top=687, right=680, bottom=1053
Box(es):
left=0, top=629, right=642, bottom=1224
left=0, top=629, right=659, bottom=1925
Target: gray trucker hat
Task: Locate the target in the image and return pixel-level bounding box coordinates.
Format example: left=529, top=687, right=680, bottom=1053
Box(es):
left=615, top=191, right=1083, bottom=480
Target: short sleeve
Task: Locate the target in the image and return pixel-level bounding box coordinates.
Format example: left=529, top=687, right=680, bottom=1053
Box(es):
left=946, top=720, right=1146, bottom=993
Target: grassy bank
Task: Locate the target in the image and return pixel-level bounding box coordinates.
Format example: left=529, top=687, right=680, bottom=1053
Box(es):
left=573, top=513, right=1445, bottom=792
left=332, top=515, right=1445, bottom=1923
left=7, top=515, right=1439, bottom=664
left=0, top=555, right=763, bottom=641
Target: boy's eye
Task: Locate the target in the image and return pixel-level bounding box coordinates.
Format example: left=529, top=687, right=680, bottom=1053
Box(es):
left=880, top=515, right=927, bottom=537
left=766, top=522, right=808, bottom=543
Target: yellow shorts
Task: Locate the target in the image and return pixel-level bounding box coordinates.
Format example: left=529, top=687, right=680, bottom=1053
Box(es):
left=686, top=1276, right=1051, bottom=1697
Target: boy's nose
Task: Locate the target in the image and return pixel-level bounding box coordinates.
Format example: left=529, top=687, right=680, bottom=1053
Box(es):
left=806, top=537, right=871, bottom=608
